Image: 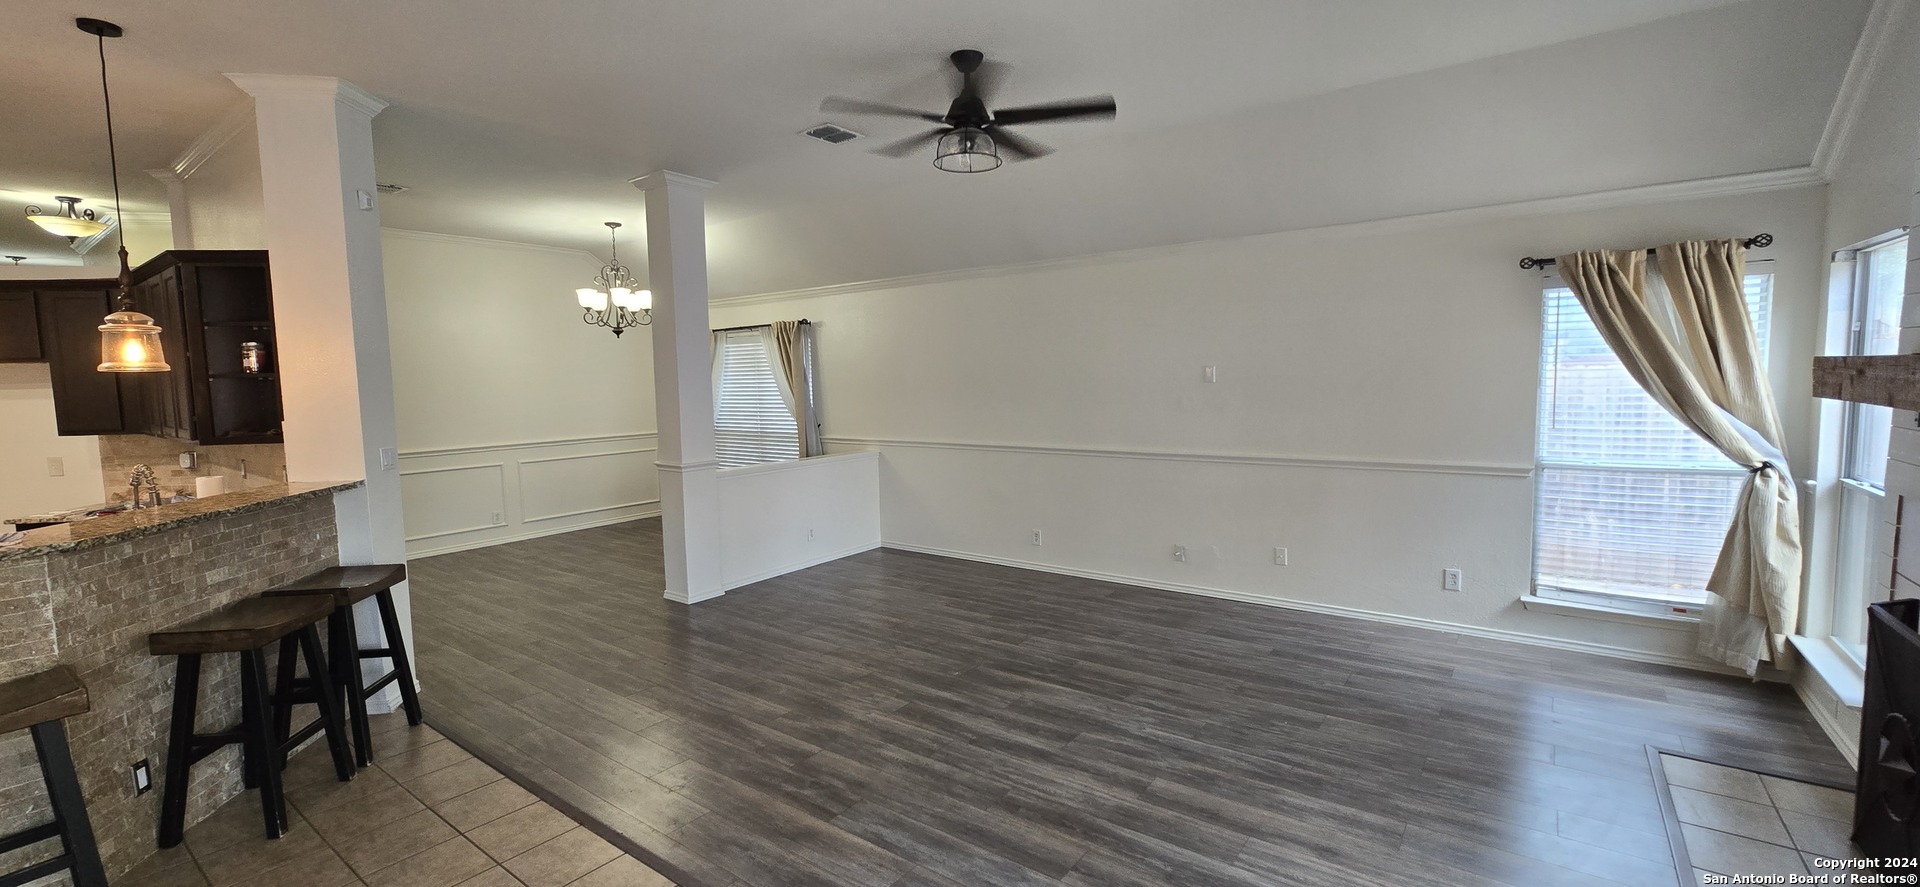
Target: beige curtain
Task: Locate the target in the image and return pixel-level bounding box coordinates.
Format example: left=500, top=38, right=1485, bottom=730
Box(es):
left=1554, top=242, right=1799, bottom=674
left=768, top=321, right=822, bottom=457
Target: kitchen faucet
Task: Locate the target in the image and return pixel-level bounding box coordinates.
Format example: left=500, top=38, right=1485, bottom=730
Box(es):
left=128, top=464, right=160, bottom=509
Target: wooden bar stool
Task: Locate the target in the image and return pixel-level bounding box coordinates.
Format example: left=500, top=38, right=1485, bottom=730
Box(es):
left=148, top=595, right=354, bottom=848
left=264, top=564, right=422, bottom=767
left=0, top=667, right=106, bottom=887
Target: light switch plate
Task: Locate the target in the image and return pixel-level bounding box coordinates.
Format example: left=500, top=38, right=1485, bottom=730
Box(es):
left=47, top=457, right=64, bottom=477
left=357, top=190, right=375, bottom=211
left=379, top=447, right=397, bottom=470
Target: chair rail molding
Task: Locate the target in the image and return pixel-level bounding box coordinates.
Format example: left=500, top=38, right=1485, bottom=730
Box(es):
left=822, top=435, right=1533, bottom=478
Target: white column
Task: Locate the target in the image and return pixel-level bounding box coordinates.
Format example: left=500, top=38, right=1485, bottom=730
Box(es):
left=228, top=74, right=413, bottom=702
left=145, top=169, right=193, bottom=249
left=631, top=171, right=724, bottom=604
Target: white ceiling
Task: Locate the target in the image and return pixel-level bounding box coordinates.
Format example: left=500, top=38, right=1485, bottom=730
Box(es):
left=0, top=0, right=1870, bottom=294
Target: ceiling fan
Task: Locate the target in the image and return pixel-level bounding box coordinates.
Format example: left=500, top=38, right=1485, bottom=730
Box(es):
left=821, top=49, right=1117, bottom=173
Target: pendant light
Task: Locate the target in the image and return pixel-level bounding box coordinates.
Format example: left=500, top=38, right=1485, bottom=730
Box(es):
left=74, top=18, right=169, bottom=373
left=576, top=221, right=651, bottom=337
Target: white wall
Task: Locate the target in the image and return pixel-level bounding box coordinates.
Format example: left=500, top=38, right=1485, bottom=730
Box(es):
left=0, top=364, right=105, bottom=521
left=381, top=229, right=660, bottom=556
left=716, top=451, right=880, bottom=590
left=711, top=183, right=1831, bottom=667
left=178, top=128, right=266, bottom=250
left=1795, top=0, right=1920, bottom=763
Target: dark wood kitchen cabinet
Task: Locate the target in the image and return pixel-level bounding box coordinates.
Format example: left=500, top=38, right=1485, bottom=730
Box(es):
left=0, top=292, right=42, bottom=361
left=2, top=251, right=282, bottom=441
left=1, top=281, right=128, bottom=435
left=122, top=251, right=284, bottom=444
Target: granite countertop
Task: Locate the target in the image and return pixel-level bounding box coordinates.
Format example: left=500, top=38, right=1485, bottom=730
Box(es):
left=0, top=481, right=362, bottom=562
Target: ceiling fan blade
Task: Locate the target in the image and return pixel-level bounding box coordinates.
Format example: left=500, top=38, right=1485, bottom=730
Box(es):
left=990, top=96, right=1118, bottom=126
left=821, top=96, right=946, bottom=124
left=990, top=127, right=1052, bottom=161
left=873, top=127, right=949, bottom=158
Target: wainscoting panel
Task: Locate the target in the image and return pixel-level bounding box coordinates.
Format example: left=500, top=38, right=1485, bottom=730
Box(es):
left=399, top=463, right=507, bottom=543
left=399, top=433, right=660, bottom=558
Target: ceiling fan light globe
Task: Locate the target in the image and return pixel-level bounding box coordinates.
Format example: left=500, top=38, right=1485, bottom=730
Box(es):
left=934, top=127, right=1000, bottom=173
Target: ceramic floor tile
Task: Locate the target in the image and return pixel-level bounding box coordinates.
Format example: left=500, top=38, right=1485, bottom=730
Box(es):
left=1762, top=775, right=1854, bottom=823
left=1779, top=808, right=1860, bottom=859
left=193, top=819, right=331, bottom=887
left=361, top=836, right=495, bottom=887
left=119, top=845, right=209, bottom=887
left=1671, top=785, right=1792, bottom=846
left=455, top=868, right=527, bottom=887
left=403, top=757, right=505, bottom=804
left=336, top=807, right=459, bottom=877
left=566, top=854, right=675, bottom=887
left=290, top=760, right=404, bottom=818
left=433, top=777, right=539, bottom=832
left=227, top=845, right=358, bottom=887
left=376, top=734, right=472, bottom=782
left=501, top=827, right=624, bottom=887
left=1681, top=824, right=1809, bottom=879
left=302, top=779, right=428, bottom=844
left=467, top=801, right=579, bottom=863
left=1661, top=755, right=1772, bottom=804
left=184, top=789, right=298, bottom=858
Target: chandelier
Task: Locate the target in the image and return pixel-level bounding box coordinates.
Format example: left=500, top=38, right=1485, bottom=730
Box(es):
left=576, top=221, right=650, bottom=337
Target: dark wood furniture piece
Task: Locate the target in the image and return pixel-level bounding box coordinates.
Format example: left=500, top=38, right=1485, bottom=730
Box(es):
left=147, top=595, right=354, bottom=847
left=124, top=250, right=284, bottom=444
left=0, top=250, right=283, bottom=441
left=0, top=667, right=107, bottom=887
left=264, top=564, right=423, bottom=767
left=0, top=291, right=43, bottom=362
left=1855, top=599, right=1920, bottom=872
left=0, top=281, right=125, bottom=435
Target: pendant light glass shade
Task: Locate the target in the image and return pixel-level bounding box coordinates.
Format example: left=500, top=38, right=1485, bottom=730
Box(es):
left=26, top=196, right=109, bottom=238
left=97, top=308, right=170, bottom=372
left=934, top=127, right=1000, bottom=173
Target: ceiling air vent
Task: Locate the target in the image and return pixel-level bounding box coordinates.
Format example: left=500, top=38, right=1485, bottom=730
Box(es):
left=375, top=183, right=409, bottom=194
left=801, top=123, right=861, bottom=145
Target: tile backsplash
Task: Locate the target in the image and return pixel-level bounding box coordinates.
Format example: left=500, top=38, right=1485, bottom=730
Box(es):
left=96, top=435, right=286, bottom=503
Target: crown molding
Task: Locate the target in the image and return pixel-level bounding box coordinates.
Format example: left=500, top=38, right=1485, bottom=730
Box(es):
left=163, top=101, right=254, bottom=181
left=630, top=170, right=717, bottom=193
left=68, top=218, right=117, bottom=257
left=714, top=165, right=1823, bottom=305
left=1813, top=0, right=1910, bottom=179
left=380, top=226, right=602, bottom=262
left=224, top=74, right=389, bottom=119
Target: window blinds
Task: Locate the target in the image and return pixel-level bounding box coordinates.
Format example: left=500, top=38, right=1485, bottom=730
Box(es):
left=714, top=329, right=800, bottom=467
left=1533, top=273, right=1773, bottom=604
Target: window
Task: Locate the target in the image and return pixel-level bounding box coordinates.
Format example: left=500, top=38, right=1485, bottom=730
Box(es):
left=713, top=329, right=799, bottom=467
left=1533, top=267, right=1774, bottom=614
left=1828, top=234, right=1907, bottom=662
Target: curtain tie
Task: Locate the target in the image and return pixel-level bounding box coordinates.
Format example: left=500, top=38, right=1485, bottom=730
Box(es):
left=1749, top=461, right=1775, bottom=476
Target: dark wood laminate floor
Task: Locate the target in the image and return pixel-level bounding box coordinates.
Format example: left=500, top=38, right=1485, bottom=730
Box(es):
left=408, top=519, right=1850, bottom=887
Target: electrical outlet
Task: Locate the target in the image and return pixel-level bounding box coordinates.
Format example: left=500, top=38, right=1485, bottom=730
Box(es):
left=1273, top=547, right=1289, bottom=566
left=131, top=759, right=152, bottom=795
left=1203, top=366, right=1217, bottom=383
left=1031, top=529, right=1043, bottom=546
left=1442, top=568, right=1463, bottom=592
left=490, top=511, right=503, bottom=525
left=808, top=528, right=816, bottom=540
left=46, top=456, right=64, bottom=477
left=1172, top=544, right=1187, bottom=563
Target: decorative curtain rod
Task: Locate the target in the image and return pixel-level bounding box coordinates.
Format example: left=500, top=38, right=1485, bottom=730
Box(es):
left=712, top=319, right=810, bottom=334
left=1519, top=234, right=1773, bottom=270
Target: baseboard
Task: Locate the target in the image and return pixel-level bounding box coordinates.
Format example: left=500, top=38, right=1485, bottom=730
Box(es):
left=408, top=509, right=660, bottom=559
left=1791, top=679, right=1863, bottom=770
left=721, top=540, right=882, bottom=592
left=880, top=541, right=1758, bottom=678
